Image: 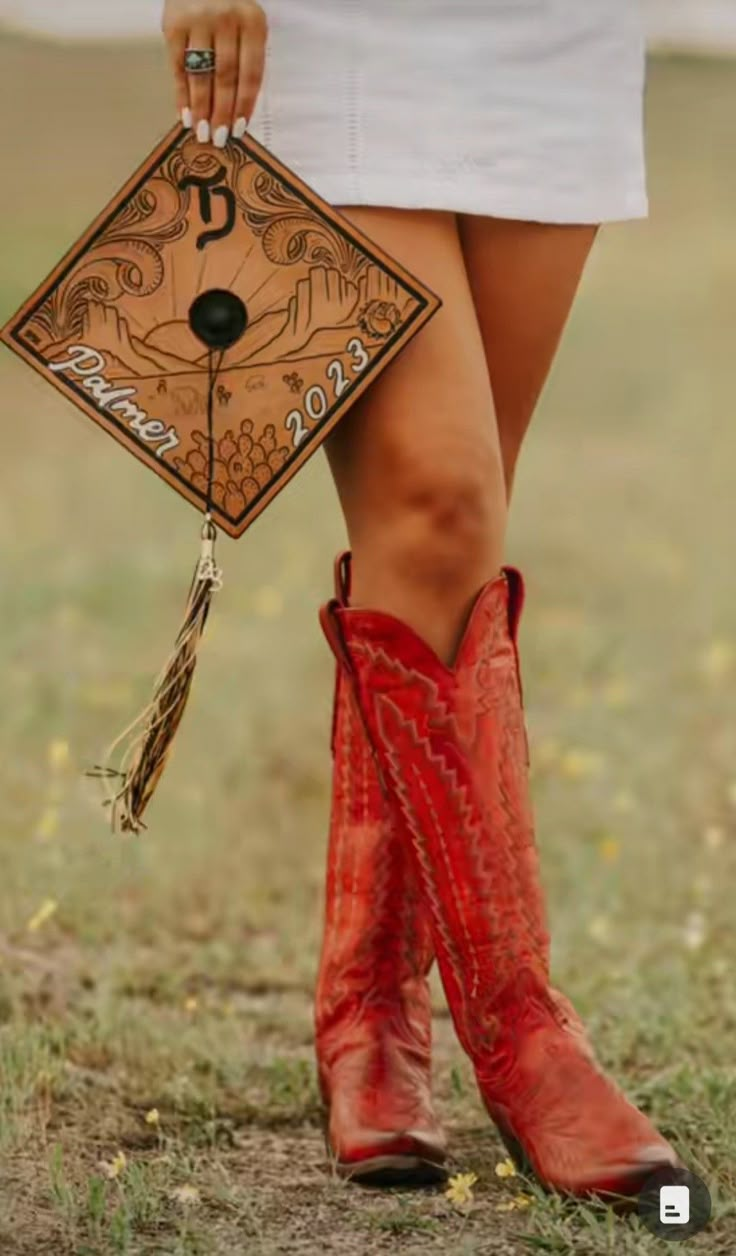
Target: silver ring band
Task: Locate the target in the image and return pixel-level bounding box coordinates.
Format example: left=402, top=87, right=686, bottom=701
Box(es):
left=185, top=49, right=216, bottom=75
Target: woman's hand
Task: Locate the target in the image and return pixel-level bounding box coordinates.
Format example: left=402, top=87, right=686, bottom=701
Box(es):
left=162, top=0, right=268, bottom=147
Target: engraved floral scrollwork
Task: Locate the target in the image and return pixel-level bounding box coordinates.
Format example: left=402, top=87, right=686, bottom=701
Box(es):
left=163, top=136, right=249, bottom=200
left=27, top=179, right=189, bottom=345
left=236, top=170, right=370, bottom=281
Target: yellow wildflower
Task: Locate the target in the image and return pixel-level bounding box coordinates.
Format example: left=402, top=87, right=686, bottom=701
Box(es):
left=494, top=1158, right=517, bottom=1179
left=144, top=1108, right=160, bottom=1126
left=496, top=1193, right=533, bottom=1212
left=559, top=749, right=605, bottom=780
left=445, top=1172, right=478, bottom=1209
left=27, top=898, right=58, bottom=932
left=48, top=739, right=71, bottom=771
left=101, top=1150, right=127, bottom=1179
left=598, top=836, right=620, bottom=864
left=35, top=807, right=59, bottom=841
left=184, top=996, right=198, bottom=1013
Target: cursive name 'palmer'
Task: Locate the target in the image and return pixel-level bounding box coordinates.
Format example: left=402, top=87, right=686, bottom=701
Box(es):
left=49, top=345, right=180, bottom=457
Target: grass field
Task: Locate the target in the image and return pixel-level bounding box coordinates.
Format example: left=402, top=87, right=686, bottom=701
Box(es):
left=1, top=32, right=735, bottom=1255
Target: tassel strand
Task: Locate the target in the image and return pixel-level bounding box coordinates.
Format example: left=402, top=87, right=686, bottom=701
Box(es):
left=86, top=514, right=223, bottom=833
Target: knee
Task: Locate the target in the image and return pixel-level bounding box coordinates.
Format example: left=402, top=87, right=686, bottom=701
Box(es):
left=380, top=453, right=503, bottom=596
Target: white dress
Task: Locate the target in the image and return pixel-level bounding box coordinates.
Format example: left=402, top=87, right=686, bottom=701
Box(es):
left=248, top=1, right=649, bottom=224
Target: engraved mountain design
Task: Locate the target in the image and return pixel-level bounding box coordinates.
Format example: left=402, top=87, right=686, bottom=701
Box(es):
left=42, top=263, right=412, bottom=380
left=1, top=126, right=440, bottom=538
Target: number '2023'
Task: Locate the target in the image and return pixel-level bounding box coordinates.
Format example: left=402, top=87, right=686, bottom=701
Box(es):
left=285, top=337, right=370, bottom=448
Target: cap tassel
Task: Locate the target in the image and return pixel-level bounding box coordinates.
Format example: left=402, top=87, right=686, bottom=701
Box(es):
left=85, top=304, right=241, bottom=835
left=86, top=514, right=223, bottom=833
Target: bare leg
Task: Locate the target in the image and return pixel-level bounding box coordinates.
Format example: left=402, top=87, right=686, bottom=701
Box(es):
left=325, top=207, right=506, bottom=664
left=457, top=216, right=598, bottom=501
left=320, top=214, right=682, bottom=1200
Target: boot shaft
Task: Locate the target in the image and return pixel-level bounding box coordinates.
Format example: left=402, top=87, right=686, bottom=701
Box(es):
left=315, top=553, right=434, bottom=1069
left=320, top=567, right=551, bottom=1058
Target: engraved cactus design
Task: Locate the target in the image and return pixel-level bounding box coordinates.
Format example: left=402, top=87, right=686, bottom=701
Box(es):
left=174, top=417, right=290, bottom=517
left=283, top=372, right=304, bottom=393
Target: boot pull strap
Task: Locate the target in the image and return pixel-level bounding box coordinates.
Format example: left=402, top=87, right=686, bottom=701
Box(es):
left=322, top=596, right=353, bottom=756
left=333, top=550, right=352, bottom=601
left=319, top=600, right=391, bottom=798
left=503, top=565, right=526, bottom=647
left=327, top=554, right=352, bottom=755
left=503, top=566, right=531, bottom=766
left=320, top=599, right=355, bottom=676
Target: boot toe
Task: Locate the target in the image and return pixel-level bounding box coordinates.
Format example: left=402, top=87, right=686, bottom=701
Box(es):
left=328, top=1121, right=448, bottom=1185
left=486, top=1029, right=682, bottom=1198
left=635, top=1141, right=681, bottom=1169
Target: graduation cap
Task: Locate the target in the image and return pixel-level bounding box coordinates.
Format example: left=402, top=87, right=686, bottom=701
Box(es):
left=1, top=126, right=440, bottom=834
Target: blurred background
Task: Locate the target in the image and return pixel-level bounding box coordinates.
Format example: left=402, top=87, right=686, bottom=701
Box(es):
left=0, top=5, right=734, bottom=1255
left=2, top=0, right=736, bottom=44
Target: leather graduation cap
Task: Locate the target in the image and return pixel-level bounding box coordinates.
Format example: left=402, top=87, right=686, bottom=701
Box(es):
left=1, top=125, right=440, bottom=834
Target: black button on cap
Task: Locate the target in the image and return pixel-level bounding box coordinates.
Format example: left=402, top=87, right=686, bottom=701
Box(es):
left=189, top=289, right=248, bottom=350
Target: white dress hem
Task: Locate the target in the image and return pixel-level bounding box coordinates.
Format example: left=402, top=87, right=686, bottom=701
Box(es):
left=301, top=173, right=649, bottom=224
left=250, top=2, right=650, bottom=227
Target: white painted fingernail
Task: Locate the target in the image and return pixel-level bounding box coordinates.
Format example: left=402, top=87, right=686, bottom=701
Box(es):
left=196, top=119, right=211, bottom=144
left=233, top=116, right=248, bottom=139
left=181, top=107, right=193, bottom=129
left=213, top=125, right=229, bottom=149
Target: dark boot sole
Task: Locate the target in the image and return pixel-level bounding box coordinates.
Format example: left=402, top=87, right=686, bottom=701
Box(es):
left=320, top=1110, right=448, bottom=1188
left=335, top=1153, right=449, bottom=1187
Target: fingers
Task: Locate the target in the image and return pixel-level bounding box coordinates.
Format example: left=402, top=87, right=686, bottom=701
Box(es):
left=211, top=17, right=240, bottom=148
left=163, top=4, right=268, bottom=144
left=164, top=23, right=192, bottom=127
left=188, top=22, right=215, bottom=142
left=234, top=9, right=268, bottom=138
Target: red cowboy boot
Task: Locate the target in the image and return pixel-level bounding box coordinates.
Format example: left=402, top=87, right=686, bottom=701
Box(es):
left=320, top=566, right=682, bottom=1198
left=314, top=552, right=447, bottom=1184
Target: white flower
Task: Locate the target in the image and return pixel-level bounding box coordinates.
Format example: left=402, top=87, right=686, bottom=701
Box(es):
left=703, top=825, right=724, bottom=853
left=587, top=915, right=611, bottom=943
left=171, top=1184, right=201, bottom=1207
left=682, top=911, right=706, bottom=951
